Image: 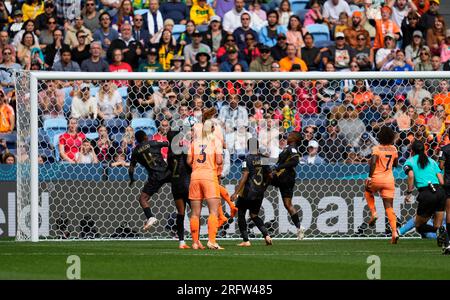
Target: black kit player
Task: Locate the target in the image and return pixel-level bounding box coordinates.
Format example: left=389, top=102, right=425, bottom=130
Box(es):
left=167, top=127, right=192, bottom=249
left=231, top=138, right=273, bottom=246
left=271, top=131, right=305, bottom=240
left=128, top=130, right=171, bottom=232
left=437, top=136, right=450, bottom=254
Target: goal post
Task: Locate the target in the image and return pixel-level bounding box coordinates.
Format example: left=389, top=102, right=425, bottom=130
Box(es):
left=15, top=70, right=450, bottom=242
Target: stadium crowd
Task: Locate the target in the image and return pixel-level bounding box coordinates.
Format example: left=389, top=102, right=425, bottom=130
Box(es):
left=0, top=0, right=449, bottom=167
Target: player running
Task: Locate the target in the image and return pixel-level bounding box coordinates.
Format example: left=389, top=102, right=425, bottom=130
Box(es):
left=128, top=130, right=170, bottom=232
left=364, top=126, right=399, bottom=244
left=231, top=137, right=273, bottom=247
left=404, top=140, right=448, bottom=254
left=167, top=127, right=192, bottom=249
left=271, top=131, right=305, bottom=240
left=188, top=119, right=224, bottom=250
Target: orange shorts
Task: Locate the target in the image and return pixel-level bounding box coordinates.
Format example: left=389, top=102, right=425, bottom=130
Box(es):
left=189, top=179, right=220, bottom=200
left=370, top=179, right=395, bottom=199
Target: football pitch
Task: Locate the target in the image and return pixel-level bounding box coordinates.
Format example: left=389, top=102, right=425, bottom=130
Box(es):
left=0, top=239, right=449, bottom=280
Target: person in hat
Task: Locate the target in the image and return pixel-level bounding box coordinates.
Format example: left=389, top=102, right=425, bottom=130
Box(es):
left=8, top=10, right=24, bottom=39
left=343, top=10, right=371, bottom=48
left=270, top=32, right=288, bottom=61
left=190, top=0, right=215, bottom=25
left=219, top=44, right=248, bottom=71
left=22, top=0, right=44, bottom=22
left=183, top=30, right=211, bottom=65
left=138, top=47, right=164, bottom=72
left=374, top=5, right=401, bottom=49
left=249, top=44, right=274, bottom=72
left=300, top=140, right=324, bottom=165
left=322, top=0, right=351, bottom=30
left=64, top=15, right=94, bottom=48
left=192, top=52, right=210, bottom=72
left=203, top=15, right=228, bottom=56
left=405, top=30, right=428, bottom=67
left=258, top=10, right=287, bottom=47
left=419, top=0, right=440, bottom=30
left=375, top=32, right=399, bottom=70
left=170, top=55, right=185, bottom=72
left=323, top=31, right=356, bottom=71
left=232, top=12, right=258, bottom=51
left=150, top=18, right=176, bottom=44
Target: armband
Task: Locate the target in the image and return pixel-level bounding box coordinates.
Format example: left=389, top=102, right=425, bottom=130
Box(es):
left=403, top=165, right=412, bottom=175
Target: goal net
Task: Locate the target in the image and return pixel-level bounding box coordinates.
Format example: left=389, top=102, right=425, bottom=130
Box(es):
left=15, top=71, right=449, bottom=241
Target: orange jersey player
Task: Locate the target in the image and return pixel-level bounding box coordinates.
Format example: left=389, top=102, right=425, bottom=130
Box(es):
left=364, top=126, right=400, bottom=244
left=187, top=119, right=224, bottom=250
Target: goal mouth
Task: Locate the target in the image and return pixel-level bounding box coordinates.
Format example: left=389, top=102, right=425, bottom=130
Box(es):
left=13, top=71, right=448, bottom=241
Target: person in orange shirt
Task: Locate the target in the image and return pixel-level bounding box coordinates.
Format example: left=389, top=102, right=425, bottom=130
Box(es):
left=373, top=6, right=401, bottom=50
left=188, top=119, right=224, bottom=250
left=413, top=0, right=430, bottom=16
left=279, top=44, right=308, bottom=72
left=364, top=126, right=400, bottom=244
left=351, top=79, right=373, bottom=109
left=433, top=79, right=450, bottom=114
left=0, top=90, right=14, bottom=133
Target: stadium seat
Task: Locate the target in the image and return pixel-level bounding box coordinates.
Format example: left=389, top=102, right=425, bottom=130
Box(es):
left=78, top=118, right=99, bottom=133
left=306, top=24, right=331, bottom=48
left=172, top=24, right=186, bottom=41
left=62, top=87, right=73, bottom=117
left=85, top=132, right=99, bottom=141
left=43, top=118, right=68, bottom=147
left=289, top=0, right=308, bottom=11
left=301, top=114, right=326, bottom=129
left=320, top=102, right=339, bottom=115
left=105, top=118, right=128, bottom=134
left=295, top=9, right=308, bottom=22
left=130, top=118, right=157, bottom=137
left=90, top=86, right=99, bottom=97
left=39, top=148, right=55, bottom=163
left=134, top=9, right=148, bottom=16
left=117, top=86, right=128, bottom=113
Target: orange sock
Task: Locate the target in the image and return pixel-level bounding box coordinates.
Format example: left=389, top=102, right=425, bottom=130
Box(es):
left=207, top=215, right=219, bottom=244
left=385, top=207, right=397, bottom=235
left=190, top=216, right=200, bottom=243
left=364, top=191, right=377, bottom=217
left=220, top=185, right=235, bottom=209
left=217, top=202, right=227, bottom=225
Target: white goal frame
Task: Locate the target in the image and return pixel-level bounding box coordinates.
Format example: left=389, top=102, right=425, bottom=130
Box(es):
left=23, top=70, right=450, bottom=242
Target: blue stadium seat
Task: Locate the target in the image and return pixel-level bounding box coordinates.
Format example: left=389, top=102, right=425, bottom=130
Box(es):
left=62, top=87, right=73, bottom=117
left=105, top=118, right=128, bottom=134
left=320, top=102, right=339, bottom=115
left=290, top=0, right=308, bottom=11
left=43, top=118, right=67, bottom=147
left=117, top=86, right=128, bottom=114
left=134, top=9, right=148, bottom=16
left=295, top=9, right=308, bottom=22
left=39, top=148, right=55, bottom=163
left=78, top=118, right=99, bottom=133
left=131, top=118, right=157, bottom=137
left=85, top=132, right=99, bottom=140
left=301, top=114, right=326, bottom=129
left=306, top=24, right=332, bottom=48
left=90, top=86, right=100, bottom=97
left=173, top=24, right=186, bottom=41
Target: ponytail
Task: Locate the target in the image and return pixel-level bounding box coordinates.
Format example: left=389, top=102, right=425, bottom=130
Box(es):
left=411, top=140, right=429, bottom=169
left=201, top=119, right=215, bottom=143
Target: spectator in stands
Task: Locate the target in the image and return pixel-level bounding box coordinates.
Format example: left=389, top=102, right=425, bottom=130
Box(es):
left=375, top=33, right=399, bottom=70
left=407, top=79, right=432, bottom=111
left=286, top=15, right=306, bottom=54
left=233, top=13, right=258, bottom=51
left=277, top=0, right=293, bottom=26
left=145, top=0, right=164, bottom=37
left=360, top=94, right=383, bottom=131
left=427, top=103, right=445, bottom=136
left=0, top=47, right=21, bottom=93
left=414, top=46, right=432, bottom=71
left=120, top=126, right=135, bottom=161
left=127, top=79, right=154, bottom=118
left=323, top=31, right=355, bottom=71
left=203, top=16, right=227, bottom=58
left=390, top=0, right=417, bottom=28
left=280, top=44, right=307, bottom=72
left=390, top=49, right=413, bottom=72
left=192, top=51, right=210, bottom=72
left=338, top=109, right=366, bottom=147
left=38, top=80, right=64, bottom=121
left=93, top=12, right=119, bottom=52
left=13, top=19, right=38, bottom=49
left=152, top=119, right=169, bottom=159
left=71, top=31, right=91, bottom=65
left=169, top=54, right=184, bottom=72
left=177, top=20, right=196, bottom=54
left=304, top=0, right=324, bottom=27
left=426, top=15, right=446, bottom=56
left=34, top=0, right=56, bottom=33
left=258, top=10, right=287, bottom=47
left=54, top=0, right=82, bottom=23
left=223, top=0, right=248, bottom=34
left=216, top=33, right=236, bottom=63
left=351, top=79, right=373, bottom=109
left=155, top=29, right=176, bottom=71
left=344, top=11, right=370, bottom=49
left=22, top=0, right=44, bottom=22
left=296, top=80, right=318, bottom=115
left=352, top=33, right=373, bottom=71
left=270, top=32, right=288, bottom=61
left=152, top=80, right=171, bottom=116
left=59, top=118, right=86, bottom=163
left=0, top=89, right=14, bottom=134
left=300, top=140, right=325, bottom=164
left=112, top=0, right=134, bottom=30
left=190, top=0, right=215, bottom=26
left=249, top=0, right=266, bottom=22
left=322, top=0, right=351, bottom=31
left=301, top=33, right=323, bottom=71
left=65, top=15, right=93, bottom=49
left=160, top=0, right=188, bottom=25
left=44, top=28, right=69, bottom=69
left=334, top=11, right=350, bottom=38
left=110, top=152, right=129, bottom=167
left=441, top=29, right=450, bottom=63
left=100, top=0, right=121, bottom=19
left=92, top=125, right=116, bottom=163
left=419, top=0, right=439, bottom=31
left=298, top=125, right=318, bottom=155
left=373, top=6, right=401, bottom=50
left=405, top=31, right=428, bottom=67
left=75, top=139, right=99, bottom=163
left=183, top=30, right=211, bottom=66
left=249, top=44, right=274, bottom=72
left=219, top=45, right=248, bottom=71
left=219, top=92, right=249, bottom=131
left=81, top=41, right=110, bottom=72
left=401, top=10, right=424, bottom=49
left=2, top=153, right=16, bottom=164
left=107, top=22, right=143, bottom=70
left=418, top=97, right=434, bottom=124
left=81, top=0, right=100, bottom=33
left=52, top=46, right=81, bottom=71
left=0, top=138, right=8, bottom=157
left=8, top=10, right=24, bottom=39
left=242, top=32, right=260, bottom=65
left=434, top=80, right=450, bottom=113
left=320, top=119, right=349, bottom=163
left=96, top=81, right=123, bottom=120
left=109, top=48, right=132, bottom=86
left=38, top=16, right=58, bottom=48
left=132, top=14, right=150, bottom=46
left=138, top=46, right=163, bottom=72
left=71, top=84, right=97, bottom=119
left=150, top=18, right=176, bottom=44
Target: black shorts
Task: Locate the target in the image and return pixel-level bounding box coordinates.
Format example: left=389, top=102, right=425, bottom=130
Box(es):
left=416, top=187, right=446, bottom=218
left=236, top=196, right=264, bottom=215
left=444, top=185, right=450, bottom=199
left=172, top=177, right=190, bottom=202
left=142, top=172, right=171, bottom=196
left=271, top=172, right=295, bottom=199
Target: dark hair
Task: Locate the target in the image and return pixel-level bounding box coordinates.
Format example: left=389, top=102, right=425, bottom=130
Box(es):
left=21, top=31, right=36, bottom=45
left=303, top=32, right=314, bottom=40
left=287, top=15, right=302, bottom=31
left=21, top=19, right=35, bottom=31
left=411, top=140, right=428, bottom=169
left=99, top=11, right=111, bottom=22
left=377, top=126, right=396, bottom=145
left=288, top=131, right=302, bottom=146
left=2, top=152, right=15, bottom=163
left=267, top=10, right=279, bottom=21
left=135, top=130, right=147, bottom=143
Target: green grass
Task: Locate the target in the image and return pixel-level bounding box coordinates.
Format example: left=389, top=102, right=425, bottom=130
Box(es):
left=0, top=239, right=449, bottom=280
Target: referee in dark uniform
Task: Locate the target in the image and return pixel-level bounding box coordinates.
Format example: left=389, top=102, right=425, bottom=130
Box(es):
left=404, top=141, right=449, bottom=254
left=438, top=133, right=450, bottom=254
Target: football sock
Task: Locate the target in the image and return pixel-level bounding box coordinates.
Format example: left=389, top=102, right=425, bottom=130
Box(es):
left=251, top=216, right=269, bottom=238
left=399, top=218, right=415, bottom=235
left=291, top=212, right=301, bottom=229
left=416, top=224, right=436, bottom=235
left=143, top=207, right=153, bottom=219
left=207, top=215, right=219, bottom=244
left=364, top=191, right=376, bottom=217
left=217, top=202, right=226, bottom=223
left=176, top=214, right=185, bottom=242
left=385, top=207, right=397, bottom=236
left=447, top=223, right=450, bottom=244
left=238, top=209, right=249, bottom=242
left=220, top=185, right=236, bottom=209
left=190, top=216, right=199, bottom=242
